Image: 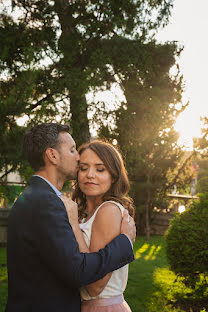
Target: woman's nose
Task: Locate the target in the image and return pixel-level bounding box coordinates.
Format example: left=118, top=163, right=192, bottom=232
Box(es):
left=87, top=167, right=95, bottom=178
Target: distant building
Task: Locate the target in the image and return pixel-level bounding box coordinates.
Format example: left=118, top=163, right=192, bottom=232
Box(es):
left=5, top=171, right=22, bottom=183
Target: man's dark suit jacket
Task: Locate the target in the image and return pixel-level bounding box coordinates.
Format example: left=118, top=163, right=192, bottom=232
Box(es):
left=6, top=176, right=134, bottom=312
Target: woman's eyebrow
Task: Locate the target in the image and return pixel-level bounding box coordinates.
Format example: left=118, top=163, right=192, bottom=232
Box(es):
left=79, top=162, right=105, bottom=165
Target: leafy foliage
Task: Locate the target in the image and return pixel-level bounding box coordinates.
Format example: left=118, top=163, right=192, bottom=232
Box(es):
left=97, top=41, right=193, bottom=237
left=194, top=155, right=208, bottom=195
left=0, top=0, right=192, bottom=220
left=166, top=193, right=208, bottom=293
left=196, top=176, right=208, bottom=194
left=0, top=0, right=174, bottom=179
left=194, top=116, right=208, bottom=157
left=0, top=184, right=23, bottom=207
left=193, top=118, right=208, bottom=193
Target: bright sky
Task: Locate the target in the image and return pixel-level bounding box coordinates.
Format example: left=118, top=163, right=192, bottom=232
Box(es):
left=156, top=0, right=208, bottom=149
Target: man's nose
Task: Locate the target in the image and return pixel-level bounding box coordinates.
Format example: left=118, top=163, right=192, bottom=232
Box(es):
left=76, top=151, right=80, bottom=161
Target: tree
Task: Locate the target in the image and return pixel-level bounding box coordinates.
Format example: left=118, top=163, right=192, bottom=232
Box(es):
left=195, top=157, right=208, bottom=194
left=98, top=41, right=194, bottom=239
left=2, top=0, right=192, bottom=222
left=0, top=0, right=174, bottom=177
left=194, top=116, right=208, bottom=156
left=192, top=117, right=208, bottom=194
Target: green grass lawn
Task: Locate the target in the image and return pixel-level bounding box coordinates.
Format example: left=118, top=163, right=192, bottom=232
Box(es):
left=124, top=236, right=178, bottom=311
left=0, top=237, right=207, bottom=311
left=125, top=236, right=207, bottom=312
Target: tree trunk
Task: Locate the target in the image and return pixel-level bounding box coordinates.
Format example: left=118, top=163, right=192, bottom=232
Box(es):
left=55, top=0, right=91, bottom=147
left=145, top=176, right=151, bottom=241
left=70, top=93, right=90, bottom=147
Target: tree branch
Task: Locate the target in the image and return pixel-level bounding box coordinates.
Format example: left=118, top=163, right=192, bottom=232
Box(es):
left=0, top=166, right=16, bottom=182
left=165, top=151, right=195, bottom=192
left=29, top=94, right=52, bottom=111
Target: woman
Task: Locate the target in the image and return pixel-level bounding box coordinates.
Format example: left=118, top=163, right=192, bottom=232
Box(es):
left=64, top=140, right=134, bottom=311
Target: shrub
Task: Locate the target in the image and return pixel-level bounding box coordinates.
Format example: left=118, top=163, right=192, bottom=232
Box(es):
left=166, top=193, right=208, bottom=291
left=0, top=184, right=23, bottom=207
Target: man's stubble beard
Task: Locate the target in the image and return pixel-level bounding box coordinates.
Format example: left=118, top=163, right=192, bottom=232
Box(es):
left=59, top=164, right=78, bottom=182
left=65, top=170, right=77, bottom=181
left=58, top=167, right=77, bottom=183
left=58, top=153, right=78, bottom=182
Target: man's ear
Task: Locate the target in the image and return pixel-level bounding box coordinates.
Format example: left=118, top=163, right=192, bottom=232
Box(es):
left=45, top=148, right=59, bottom=165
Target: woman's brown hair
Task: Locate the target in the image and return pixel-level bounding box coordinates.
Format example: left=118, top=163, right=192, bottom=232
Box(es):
left=72, top=140, right=134, bottom=220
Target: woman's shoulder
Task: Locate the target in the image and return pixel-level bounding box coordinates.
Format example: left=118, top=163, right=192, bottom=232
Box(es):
left=94, top=201, right=124, bottom=223
left=91, top=201, right=123, bottom=237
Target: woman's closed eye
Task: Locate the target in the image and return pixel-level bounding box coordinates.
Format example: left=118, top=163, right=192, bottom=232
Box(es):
left=79, top=166, right=88, bottom=171
left=79, top=166, right=105, bottom=172
left=96, top=168, right=105, bottom=172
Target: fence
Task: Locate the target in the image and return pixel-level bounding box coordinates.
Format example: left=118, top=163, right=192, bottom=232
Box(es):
left=0, top=193, right=198, bottom=245
left=0, top=208, right=10, bottom=247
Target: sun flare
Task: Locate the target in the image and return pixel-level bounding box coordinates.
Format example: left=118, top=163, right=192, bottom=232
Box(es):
left=174, top=108, right=204, bottom=150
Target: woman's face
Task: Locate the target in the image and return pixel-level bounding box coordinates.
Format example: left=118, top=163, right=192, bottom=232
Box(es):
left=78, top=148, right=113, bottom=199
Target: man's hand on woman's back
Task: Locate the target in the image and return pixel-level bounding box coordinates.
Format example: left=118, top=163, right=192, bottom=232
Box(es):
left=121, top=210, right=136, bottom=244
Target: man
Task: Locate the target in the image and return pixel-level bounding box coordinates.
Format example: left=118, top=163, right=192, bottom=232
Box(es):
left=6, top=123, right=136, bottom=312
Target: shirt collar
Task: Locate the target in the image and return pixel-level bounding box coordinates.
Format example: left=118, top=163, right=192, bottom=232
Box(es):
left=33, top=175, right=62, bottom=197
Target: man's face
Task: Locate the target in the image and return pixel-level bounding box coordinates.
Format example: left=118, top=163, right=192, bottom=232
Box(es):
left=56, top=132, right=80, bottom=180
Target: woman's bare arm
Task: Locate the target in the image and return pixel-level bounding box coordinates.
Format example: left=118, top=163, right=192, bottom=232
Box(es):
left=85, top=202, right=122, bottom=297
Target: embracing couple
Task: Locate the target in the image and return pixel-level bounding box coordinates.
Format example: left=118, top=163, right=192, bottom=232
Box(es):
left=6, top=123, right=136, bottom=312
